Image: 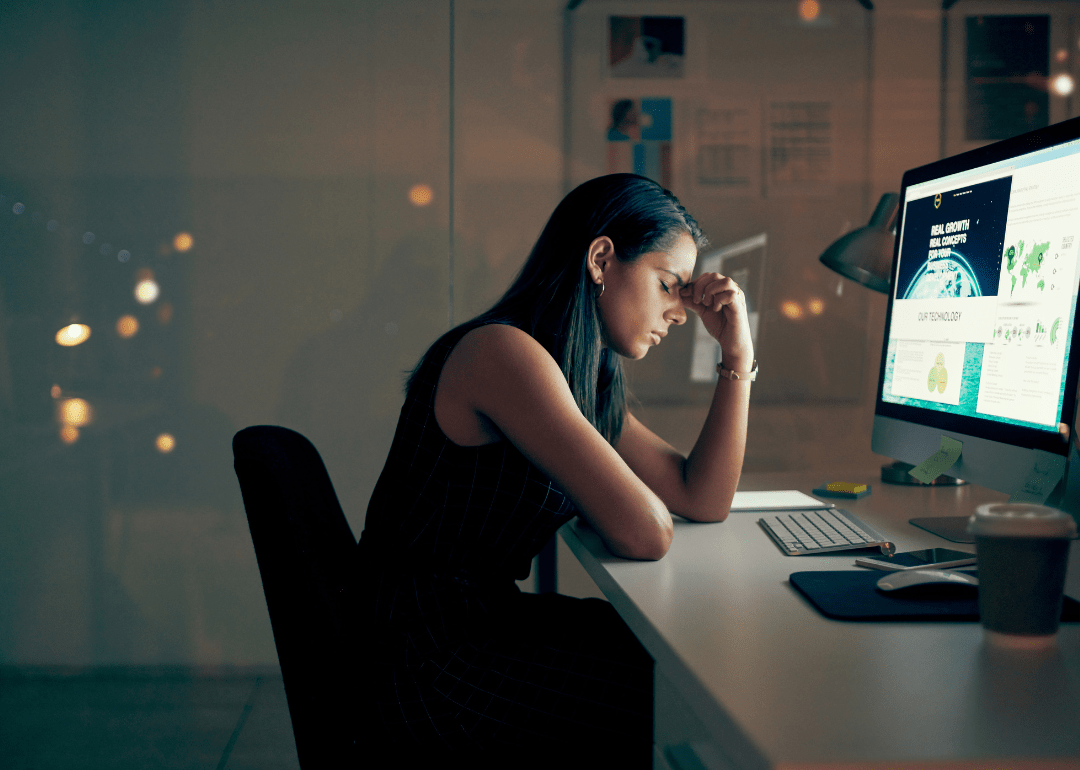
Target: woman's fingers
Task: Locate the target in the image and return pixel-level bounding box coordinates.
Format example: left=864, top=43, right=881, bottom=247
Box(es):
left=681, top=273, right=743, bottom=313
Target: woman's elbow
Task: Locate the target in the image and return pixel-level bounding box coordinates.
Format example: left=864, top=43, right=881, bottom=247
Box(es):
left=678, top=505, right=730, bottom=524
left=610, top=518, right=673, bottom=561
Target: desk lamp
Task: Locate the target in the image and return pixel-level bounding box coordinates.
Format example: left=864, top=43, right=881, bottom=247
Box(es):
left=818, top=192, right=963, bottom=486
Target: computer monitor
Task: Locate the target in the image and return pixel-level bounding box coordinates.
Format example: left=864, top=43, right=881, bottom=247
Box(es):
left=872, top=116, right=1080, bottom=522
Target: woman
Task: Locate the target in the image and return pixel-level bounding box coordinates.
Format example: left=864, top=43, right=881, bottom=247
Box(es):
left=355, top=174, right=753, bottom=765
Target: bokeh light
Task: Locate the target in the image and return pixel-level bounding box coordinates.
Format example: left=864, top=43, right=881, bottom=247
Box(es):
left=1055, top=48, right=1069, bottom=64
left=157, top=302, right=174, bottom=324
left=408, top=184, right=434, bottom=207
left=808, top=298, right=825, bottom=315
left=51, top=384, right=62, bottom=399
left=781, top=301, right=804, bottom=320
left=55, top=323, right=91, bottom=347
left=117, top=315, right=140, bottom=338
left=798, top=0, right=820, bottom=22
left=156, top=433, right=176, bottom=453
left=1051, top=73, right=1075, bottom=97
left=60, top=398, right=92, bottom=427
left=173, top=232, right=193, bottom=252
left=60, top=425, right=80, bottom=444
left=135, top=279, right=160, bottom=304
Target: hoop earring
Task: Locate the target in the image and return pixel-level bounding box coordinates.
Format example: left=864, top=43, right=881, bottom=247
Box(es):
left=594, top=282, right=605, bottom=300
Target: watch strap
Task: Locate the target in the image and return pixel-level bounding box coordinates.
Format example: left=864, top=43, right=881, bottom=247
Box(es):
left=717, top=359, right=758, bottom=381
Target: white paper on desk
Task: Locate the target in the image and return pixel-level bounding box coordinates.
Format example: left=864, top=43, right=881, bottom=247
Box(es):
left=729, top=490, right=832, bottom=511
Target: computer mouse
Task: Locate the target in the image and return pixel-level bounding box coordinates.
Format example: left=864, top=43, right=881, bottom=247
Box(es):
left=876, top=569, right=979, bottom=596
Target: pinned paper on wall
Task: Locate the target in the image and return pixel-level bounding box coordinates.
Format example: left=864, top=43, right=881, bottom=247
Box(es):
left=1008, top=451, right=1066, bottom=504
left=908, top=435, right=963, bottom=484
left=693, top=103, right=760, bottom=196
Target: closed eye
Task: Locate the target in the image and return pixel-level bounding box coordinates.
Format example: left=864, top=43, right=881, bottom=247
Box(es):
left=660, top=281, right=671, bottom=294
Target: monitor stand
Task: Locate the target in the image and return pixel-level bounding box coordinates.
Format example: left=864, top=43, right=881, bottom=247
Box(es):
left=909, top=516, right=974, bottom=544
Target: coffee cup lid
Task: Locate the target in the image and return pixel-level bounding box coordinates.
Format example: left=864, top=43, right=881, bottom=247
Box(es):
left=968, top=502, right=1078, bottom=539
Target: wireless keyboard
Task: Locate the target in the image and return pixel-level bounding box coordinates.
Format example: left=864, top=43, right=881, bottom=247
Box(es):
left=759, top=508, right=895, bottom=556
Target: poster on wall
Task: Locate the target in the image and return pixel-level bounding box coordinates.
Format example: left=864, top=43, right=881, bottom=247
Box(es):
left=692, top=103, right=760, bottom=196
left=609, top=16, right=685, bottom=78
left=606, top=97, right=672, bottom=189
left=766, top=100, right=834, bottom=196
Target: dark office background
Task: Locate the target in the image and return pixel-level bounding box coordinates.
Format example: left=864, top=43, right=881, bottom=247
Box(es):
left=1, top=0, right=1078, bottom=669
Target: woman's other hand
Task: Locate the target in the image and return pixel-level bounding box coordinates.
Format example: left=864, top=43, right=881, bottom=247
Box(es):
left=679, top=273, right=754, bottom=369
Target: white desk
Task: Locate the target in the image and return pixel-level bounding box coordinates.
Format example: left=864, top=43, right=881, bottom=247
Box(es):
left=559, top=471, right=1080, bottom=770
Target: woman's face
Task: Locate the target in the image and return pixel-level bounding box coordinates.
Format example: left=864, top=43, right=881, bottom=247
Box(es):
left=596, top=232, right=697, bottom=359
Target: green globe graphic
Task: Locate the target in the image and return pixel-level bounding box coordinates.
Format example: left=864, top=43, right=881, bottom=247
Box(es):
left=902, top=252, right=982, bottom=299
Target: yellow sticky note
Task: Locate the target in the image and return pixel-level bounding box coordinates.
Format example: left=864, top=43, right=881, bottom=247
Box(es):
left=908, top=436, right=963, bottom=484
left=825, top=482, right=867, bottom=494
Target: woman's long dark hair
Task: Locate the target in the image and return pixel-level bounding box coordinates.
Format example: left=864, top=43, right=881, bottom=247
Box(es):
left=410, top=173, right=707, bottom=445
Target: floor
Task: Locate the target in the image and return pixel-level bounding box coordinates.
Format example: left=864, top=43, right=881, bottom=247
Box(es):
left=0, top=666, right=301, bottom=770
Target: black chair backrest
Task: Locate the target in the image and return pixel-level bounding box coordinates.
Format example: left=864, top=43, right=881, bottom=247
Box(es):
left=232, top=425, right=360, bottom=768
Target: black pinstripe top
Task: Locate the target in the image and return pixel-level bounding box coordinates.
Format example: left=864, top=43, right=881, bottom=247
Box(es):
left=356, top=322, right=578, bottom=654
left=353, top=323, right=653, bottom=759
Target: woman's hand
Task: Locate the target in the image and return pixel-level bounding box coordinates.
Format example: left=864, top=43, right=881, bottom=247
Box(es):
left=679, top=273, right=755, bottom=370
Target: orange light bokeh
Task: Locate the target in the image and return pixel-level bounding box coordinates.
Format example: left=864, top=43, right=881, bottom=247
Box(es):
left=408, top=184, right=434, bottom=207
left=781, top=301, right=804, bottom=320
left=117, top=315, right=140, bottom=338
left=798, top=0, right=820, bottom=22
left=156, top=433, right=176, bottom=453
left=173, top=232, right=194, bottom=252
left=60, top=425, right=80, bottom=444
left=808, top=298, right=825, bottom=315
left=157, top=302, right=174, bottom=325
left=60, top=397, right=91, bottom=427
left=50, top=384, right=62, bottom=399
left=55, top=323, right=91, bottom=347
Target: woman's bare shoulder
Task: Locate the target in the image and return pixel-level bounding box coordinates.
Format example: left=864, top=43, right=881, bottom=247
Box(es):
left=450, top=323, right=557, bottom=377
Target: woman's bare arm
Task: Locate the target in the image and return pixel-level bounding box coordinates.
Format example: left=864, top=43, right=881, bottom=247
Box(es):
left=615, top=271, right=754, bottom=522
left=437, top=323, right=673, bottom=560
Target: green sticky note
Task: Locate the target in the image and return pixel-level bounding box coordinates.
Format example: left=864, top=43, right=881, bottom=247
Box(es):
left=908, top=436, right=963, bottom=484
left=1008, top=451, right=1066, bottom=504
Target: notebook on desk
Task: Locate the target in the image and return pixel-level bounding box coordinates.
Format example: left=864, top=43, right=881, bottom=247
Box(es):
left=730, top=490, right=832, bottom=511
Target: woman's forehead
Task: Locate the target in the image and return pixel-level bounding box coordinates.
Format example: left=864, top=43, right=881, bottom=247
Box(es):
left=641, top=233, right=697, bottom=275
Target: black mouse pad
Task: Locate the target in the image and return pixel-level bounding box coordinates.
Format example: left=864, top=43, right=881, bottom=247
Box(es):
left=789, top=570, right=1080, bottom=621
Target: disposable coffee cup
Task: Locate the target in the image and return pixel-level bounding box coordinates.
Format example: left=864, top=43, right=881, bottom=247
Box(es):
left=968, top=503, right=1077, bottom=647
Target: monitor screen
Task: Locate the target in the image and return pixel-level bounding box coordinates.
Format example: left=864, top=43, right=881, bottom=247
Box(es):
left=873, top=116, right=1080, bottom=497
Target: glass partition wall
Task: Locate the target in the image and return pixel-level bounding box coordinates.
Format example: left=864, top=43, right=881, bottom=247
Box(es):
left=2, top=0, right=1077, bottom=667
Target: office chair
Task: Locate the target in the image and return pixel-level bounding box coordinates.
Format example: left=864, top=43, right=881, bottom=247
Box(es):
left=232, top=425, right=363, bottom=768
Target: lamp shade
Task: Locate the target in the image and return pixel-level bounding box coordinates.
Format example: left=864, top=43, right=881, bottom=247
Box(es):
left=818, top=192, right=898, bottom=293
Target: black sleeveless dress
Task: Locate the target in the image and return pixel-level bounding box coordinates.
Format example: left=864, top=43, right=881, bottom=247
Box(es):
left=355, top=323, right=653, bottom=764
